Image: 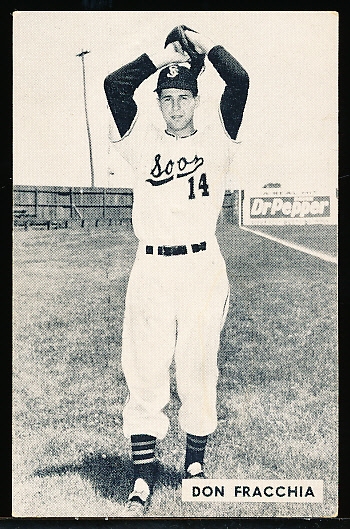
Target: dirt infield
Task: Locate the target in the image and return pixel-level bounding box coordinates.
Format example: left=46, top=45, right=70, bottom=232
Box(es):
left=12, top=225, right=337, bottom=517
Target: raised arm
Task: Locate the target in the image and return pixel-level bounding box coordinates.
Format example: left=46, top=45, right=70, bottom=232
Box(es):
left=104, top=44, right=190, bottom=138
left=104, top=54, right=156, bottom=138
left=185, top=31, right=249, bottom=140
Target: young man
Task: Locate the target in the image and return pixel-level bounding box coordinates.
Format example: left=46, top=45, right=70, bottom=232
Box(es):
left=104, top=28, right=249, bottom=514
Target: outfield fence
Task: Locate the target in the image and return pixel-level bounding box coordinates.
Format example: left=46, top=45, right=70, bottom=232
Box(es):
left=13, top=185, right=240, bottom=229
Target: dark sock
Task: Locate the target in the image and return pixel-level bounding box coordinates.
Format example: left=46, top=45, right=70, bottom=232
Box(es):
left=185, top=433, right=208, bottom=471
left=131, top=434, right=157, bottom=491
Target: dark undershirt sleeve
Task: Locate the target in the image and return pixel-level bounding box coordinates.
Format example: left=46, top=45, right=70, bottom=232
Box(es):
left=104, top=53, right=157, bottom=139
left=207, top=45, right=249, bottom=140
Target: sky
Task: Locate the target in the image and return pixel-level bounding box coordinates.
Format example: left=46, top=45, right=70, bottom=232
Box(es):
left=13, top=11, right=338, bottom=191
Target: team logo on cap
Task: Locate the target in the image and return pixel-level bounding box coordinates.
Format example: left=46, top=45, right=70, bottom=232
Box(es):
left=167, top=65, right=179, bottom=78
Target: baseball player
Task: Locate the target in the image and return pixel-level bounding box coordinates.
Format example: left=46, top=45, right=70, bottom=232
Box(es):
left=104, top=26, right=249, bottom=515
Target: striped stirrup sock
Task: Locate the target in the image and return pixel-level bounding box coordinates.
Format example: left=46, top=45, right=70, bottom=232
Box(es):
left=131, top=434, right=157, bottom=489
left=185, top=433, right=208, bottom=471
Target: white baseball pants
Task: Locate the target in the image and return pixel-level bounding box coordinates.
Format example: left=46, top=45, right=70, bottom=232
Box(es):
left=121, top=238, right=230, bottom=440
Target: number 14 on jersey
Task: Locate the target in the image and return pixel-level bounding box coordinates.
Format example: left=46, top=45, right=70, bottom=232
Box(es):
left=188, top=173, right=209, bottom=200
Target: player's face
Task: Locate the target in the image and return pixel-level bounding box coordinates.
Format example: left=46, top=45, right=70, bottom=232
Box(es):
left=158, top=89, right=199, bottom=137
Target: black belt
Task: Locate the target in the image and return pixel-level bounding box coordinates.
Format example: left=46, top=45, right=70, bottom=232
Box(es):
left=146, top=241, right=206, bottom=256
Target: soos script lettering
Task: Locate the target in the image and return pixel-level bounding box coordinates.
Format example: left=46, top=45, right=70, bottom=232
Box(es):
left=146, top=153, right=204, bottom=186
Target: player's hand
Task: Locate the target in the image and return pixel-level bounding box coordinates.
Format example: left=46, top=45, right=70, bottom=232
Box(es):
left=184, top=30, right=216, bottom=55
left=150, top=42, right=190, bottom=70
left=166, top=41, right=191, bottom=63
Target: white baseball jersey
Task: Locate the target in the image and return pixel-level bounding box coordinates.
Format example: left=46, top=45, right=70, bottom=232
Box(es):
left=110, top=122, right=240, bottom=246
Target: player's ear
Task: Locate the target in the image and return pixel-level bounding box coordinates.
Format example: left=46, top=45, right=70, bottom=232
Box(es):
left=194, top=95, right=200, bottom=108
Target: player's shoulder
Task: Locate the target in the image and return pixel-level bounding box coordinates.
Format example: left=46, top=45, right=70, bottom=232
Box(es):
left=199, top=121, right=241, bottom=147
left=149, top=122, right=165, bottom=139
left=114, top=118, right=156, bottom=146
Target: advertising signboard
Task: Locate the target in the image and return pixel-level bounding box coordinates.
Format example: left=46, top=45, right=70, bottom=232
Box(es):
left=242, top=189, right=337, bottom=225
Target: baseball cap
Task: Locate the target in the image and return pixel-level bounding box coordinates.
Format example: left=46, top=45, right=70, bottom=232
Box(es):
left=155, top=64, right=198, bottom=96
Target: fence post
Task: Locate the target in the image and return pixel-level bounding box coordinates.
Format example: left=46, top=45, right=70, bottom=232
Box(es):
left=70, top=187, right=73, bottom=218
left=239, top=189, right=244, bottom=227
left=103, top=188, right=106, bottom=219
left=34, top=188, right=38, bottom=217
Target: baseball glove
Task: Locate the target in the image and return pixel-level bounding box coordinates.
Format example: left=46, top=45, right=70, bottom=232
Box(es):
left=164, top=25, right=205, bottom=78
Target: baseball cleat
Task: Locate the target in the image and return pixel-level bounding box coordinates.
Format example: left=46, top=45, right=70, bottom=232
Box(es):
left=123, top=478, right=151, bottom=516
left=185, top=461, right=206, bottom=479
left=123, top=494, right=148, bottom=516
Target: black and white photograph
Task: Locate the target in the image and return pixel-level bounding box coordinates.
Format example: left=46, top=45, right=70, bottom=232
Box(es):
left=13, top=11, right=338, bottom=518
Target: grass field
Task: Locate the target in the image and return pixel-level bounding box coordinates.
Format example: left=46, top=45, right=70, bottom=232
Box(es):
left=12, top=223, right=338, bottom=518
left=247, top=224, right=337, bottom=257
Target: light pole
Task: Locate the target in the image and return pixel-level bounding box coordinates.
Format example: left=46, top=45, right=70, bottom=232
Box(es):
left=77, top=49, right=95, bottom=188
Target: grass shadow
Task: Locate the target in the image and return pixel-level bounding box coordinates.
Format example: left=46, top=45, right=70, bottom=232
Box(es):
left=33, top=452, right=183, bottom=504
